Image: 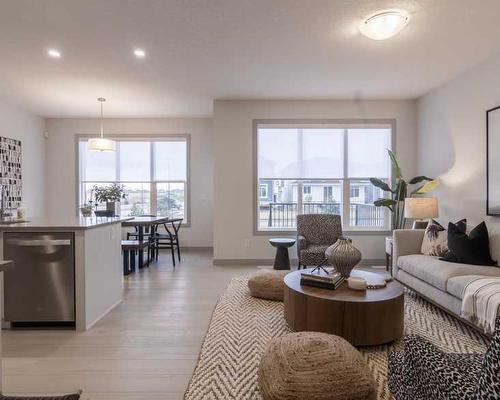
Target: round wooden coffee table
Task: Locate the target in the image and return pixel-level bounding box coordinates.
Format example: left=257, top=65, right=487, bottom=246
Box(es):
left=284, top=268, right=404, bottom=346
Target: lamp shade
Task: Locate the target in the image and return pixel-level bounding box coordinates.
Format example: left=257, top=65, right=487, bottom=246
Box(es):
left=88, top=137, right=116, bottom=152
left=404, top=197, right=438, bottom=219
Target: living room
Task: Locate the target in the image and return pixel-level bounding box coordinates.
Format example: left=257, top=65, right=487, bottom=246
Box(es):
left=0, top=1, right=499, bottom=399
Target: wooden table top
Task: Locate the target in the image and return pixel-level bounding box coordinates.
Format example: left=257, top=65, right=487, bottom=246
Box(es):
left=284, top=268, right=403, bottom=303
left=121, top=216, right=182, bottom=227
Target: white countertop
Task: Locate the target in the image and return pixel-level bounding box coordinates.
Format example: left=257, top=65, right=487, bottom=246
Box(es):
left=0, top=216, right=133, bottom=231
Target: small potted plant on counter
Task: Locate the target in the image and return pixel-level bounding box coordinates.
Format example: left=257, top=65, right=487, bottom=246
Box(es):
left=93, top=184, right=127, bottom=216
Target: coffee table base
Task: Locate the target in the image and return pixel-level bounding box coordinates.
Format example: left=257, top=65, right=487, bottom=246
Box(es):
left=284, top=273, right=404, bottom=346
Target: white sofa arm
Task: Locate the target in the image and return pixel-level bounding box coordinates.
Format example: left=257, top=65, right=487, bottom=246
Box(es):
left=392, top=229, right=425, bottom=275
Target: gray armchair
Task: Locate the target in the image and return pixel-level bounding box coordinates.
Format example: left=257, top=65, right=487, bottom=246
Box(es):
left=296, top=214, right=342, bottom=269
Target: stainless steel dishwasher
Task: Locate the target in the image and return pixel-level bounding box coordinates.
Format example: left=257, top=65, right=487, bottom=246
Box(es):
left=3, top=232, right=75, bottom=327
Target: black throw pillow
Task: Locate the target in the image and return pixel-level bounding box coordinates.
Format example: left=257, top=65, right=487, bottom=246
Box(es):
left=440, top=221, right=497, bottom=266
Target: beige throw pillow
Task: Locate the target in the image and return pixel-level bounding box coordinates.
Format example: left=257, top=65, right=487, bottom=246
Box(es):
left=421, top=220, right=448, bottom=257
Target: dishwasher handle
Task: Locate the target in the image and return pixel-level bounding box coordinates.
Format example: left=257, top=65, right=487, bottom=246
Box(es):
left=5, top=239, right=72, bottom=247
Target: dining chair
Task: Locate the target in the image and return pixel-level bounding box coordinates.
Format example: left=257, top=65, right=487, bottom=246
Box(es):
left=153, top=218, right=183, bottom=267
left=126, top=215, right=157, bottom=263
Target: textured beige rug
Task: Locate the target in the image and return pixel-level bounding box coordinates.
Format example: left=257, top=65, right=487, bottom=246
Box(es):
left=184, top=276, right=488, bottom=400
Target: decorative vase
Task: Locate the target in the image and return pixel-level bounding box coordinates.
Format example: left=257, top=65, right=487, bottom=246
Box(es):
left=325, top=237, right=362, bottom=277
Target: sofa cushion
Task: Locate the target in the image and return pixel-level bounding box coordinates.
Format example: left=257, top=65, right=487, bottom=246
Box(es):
left=397, top=254, right=500, bottom=291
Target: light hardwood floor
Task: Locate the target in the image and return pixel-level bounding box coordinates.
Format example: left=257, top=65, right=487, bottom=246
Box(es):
left=2, top=249, right=256, bottom=399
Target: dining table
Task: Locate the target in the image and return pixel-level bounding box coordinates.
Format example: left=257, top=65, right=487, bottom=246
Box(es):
left=121, top=216, right=178, bottom=268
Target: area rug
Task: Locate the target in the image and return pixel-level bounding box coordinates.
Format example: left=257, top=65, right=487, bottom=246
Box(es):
left=184, top=276, right=488, bottom=400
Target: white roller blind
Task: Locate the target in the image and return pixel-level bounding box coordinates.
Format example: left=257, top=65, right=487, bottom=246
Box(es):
left=119, top=141, right=151, bottom=181
left=347, top=128, right=391, bottom=178
left=258, top=128, right=344, bottom=179
left=80, top=141, right=116, bottom=181
left=154, top=141, right=187, bottom=181
left=302, top=129, right=343, bottom=179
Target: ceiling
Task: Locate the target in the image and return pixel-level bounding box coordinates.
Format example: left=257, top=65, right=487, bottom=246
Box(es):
left=1, top=0, right=500, bottom=117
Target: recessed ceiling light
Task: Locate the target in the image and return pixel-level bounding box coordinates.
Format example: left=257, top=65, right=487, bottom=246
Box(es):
left=133, top=48, right=146, bottom=58
left=47, top=48, right=62, bottom=58
left=359, top=9, right=410, bottom=40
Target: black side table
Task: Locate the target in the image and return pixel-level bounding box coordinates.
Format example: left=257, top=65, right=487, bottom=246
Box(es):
left=269, top=238, right=296, bottom=270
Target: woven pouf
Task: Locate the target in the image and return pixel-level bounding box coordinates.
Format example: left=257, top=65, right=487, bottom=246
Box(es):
left=258, top=332, right=377, bottom=400
left=247, top=270, right=288, bottom=301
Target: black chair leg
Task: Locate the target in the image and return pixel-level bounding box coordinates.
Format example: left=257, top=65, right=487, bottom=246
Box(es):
left=171, top=246, right=176, bottom=267
left=130, top=250, right=136, bottom=272
left=123, top=250, right=130, bottom=275
left=155, top=239, right=159, bottom=261
left=176, top=239, right=181, bottom=262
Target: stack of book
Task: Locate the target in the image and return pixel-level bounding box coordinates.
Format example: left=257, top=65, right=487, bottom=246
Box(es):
left=300, top=269, right=345, bottom=290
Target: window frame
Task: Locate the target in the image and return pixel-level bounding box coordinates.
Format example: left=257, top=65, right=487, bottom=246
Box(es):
left=75, top=134, right=191, bottom=226
left=253, top=119, right=395, bottom=235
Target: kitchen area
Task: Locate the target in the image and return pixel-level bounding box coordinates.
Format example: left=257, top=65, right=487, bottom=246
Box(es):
left=0, top=217, right=130, bottom=332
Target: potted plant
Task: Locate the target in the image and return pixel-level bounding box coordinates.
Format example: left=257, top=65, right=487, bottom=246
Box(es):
left=93, top=184, right=127, bottom=216
left=80, top=203, right=93, bottom=217
left=370, top=150, right=438, bottom=230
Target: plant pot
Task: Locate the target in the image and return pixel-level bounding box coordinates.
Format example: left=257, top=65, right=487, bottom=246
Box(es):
left=325, top=237, right=362, bottom=277
left=106, top=201, right=120, bottom=216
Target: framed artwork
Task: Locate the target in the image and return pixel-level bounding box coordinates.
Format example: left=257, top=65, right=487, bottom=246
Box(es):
left=0, top=136, right=22, bottom=209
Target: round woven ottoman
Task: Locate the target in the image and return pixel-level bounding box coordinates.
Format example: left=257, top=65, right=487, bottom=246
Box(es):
left=258, top=332, right=377, bottom=400
left=248, top=270, right=288, bottom=301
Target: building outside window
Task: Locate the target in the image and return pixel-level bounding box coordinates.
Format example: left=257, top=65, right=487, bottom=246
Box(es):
left=78, top=136, right=189, bottom=222
left=259, top=184, right=268, bottom=199
left=256, top=122, right=391, bottom=231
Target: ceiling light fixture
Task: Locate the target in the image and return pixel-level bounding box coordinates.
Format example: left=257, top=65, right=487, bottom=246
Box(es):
left=133, top=48, right=146, bottom=58
left=359, top=9, right=410, bottom=40
left=47, top=48, right=61, bottom=58
left=88, top=98, right=116, bottom=152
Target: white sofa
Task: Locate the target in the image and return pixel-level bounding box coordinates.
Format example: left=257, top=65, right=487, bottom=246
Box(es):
left=393, top=229, right=500, bottom=325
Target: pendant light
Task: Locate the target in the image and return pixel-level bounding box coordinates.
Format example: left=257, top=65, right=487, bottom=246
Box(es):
left=88, top=97, right=116, bottom=152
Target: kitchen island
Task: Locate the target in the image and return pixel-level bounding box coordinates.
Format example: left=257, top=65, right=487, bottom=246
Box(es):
left=0, top=217, right=131, bottom=331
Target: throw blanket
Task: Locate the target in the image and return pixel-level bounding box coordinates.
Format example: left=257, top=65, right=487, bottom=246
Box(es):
left=461, top=277, right=500, bottom=334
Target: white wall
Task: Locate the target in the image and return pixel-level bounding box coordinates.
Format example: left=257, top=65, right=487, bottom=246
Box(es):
left=418, top=52, right=500, bottom=259
left=45, top=118, right=213, bottom=247
left=213, top=99, right=418, bottom=263
left=0, top=99, right=46, bottom=218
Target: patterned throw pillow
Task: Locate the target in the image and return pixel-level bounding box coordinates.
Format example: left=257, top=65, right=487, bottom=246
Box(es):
left=420, top=219, right=467, bottom=257
left=421, top=220, right=448, bottom=256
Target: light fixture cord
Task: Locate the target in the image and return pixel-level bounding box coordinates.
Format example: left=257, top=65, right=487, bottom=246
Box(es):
left=100, top=100, right=104, bottom=139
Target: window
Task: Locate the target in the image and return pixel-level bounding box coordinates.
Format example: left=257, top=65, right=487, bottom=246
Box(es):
left=256, top=123, right=391, bottom=231
left=259, top=184, right=268, bottom=199
left=78, top=136, right=189, bottom=221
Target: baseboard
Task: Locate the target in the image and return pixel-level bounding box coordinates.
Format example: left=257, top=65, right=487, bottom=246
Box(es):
left=84, top=298, right=122, bottom=331
left=213, top=258, right=385, bottom=267
left=182, top=246, right=213, bottom=251
left=213, top=258, right=280, bottom=266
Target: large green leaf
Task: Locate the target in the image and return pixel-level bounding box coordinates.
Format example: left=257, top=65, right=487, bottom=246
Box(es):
left=408, top=175, right=433, bottom=184
left=410, top=179, right=440, bottom=196
left=373, top=198, right=397, bottom=210
left=369, top=178, right=392, bottom=192
left=388, top=149, right=402, bottom=179
left=416, top=179, right=439, bottom=194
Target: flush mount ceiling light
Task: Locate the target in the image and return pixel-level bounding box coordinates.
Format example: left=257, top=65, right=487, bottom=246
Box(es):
left=47, top=48, right=61, bottom=58
left=133, top=48, right=146, bottom=58
left=359, top=9, right=410, bottom=40
left=88, top=98, right=116, bottom=152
